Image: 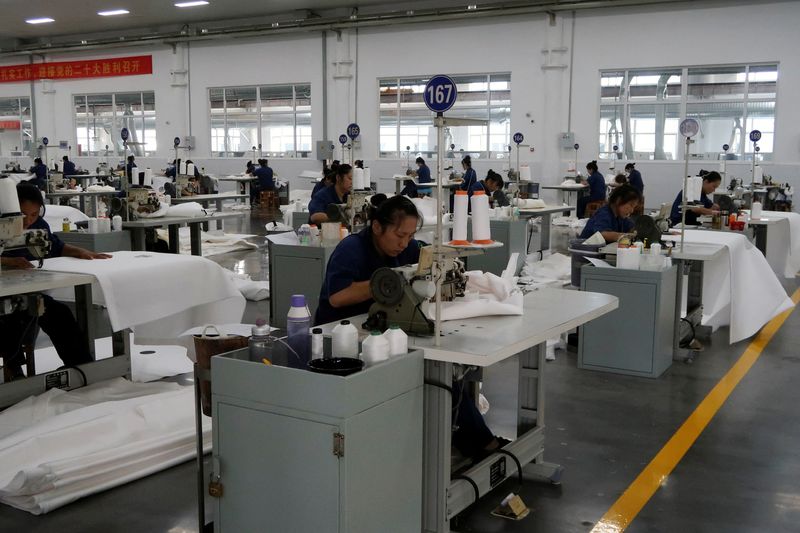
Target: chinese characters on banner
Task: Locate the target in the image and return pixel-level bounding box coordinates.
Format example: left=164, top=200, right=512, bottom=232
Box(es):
left=0, top=55, right=152, bottom=83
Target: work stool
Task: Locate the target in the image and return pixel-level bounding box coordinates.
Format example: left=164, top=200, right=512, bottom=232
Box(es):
left=585, top=200, right=607, bottom=219
left=259, top=190, right=279, bottom=209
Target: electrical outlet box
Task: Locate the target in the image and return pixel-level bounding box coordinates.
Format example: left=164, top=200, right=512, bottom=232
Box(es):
left=182, top=136, right=196, bottom=150
left=559, top=132, right=575, bottom=149
left=316, top=140, right=334, bottom=160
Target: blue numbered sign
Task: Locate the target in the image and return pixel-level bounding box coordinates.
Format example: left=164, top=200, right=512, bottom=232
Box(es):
left=339, top=134, right=348, bottom=145
left=173, top=136, right=181, bottom=147
left=722, top=143, right=730, bottom=151
left=41, top=137, right=49, bottom=146
left=423, top=75, right=458, bottom=113
left=120, top=128, right=130, bottom=142
left=749, top=130, right=762, bottom=142
left=613, top=145, right=619, bottom=152
left=513, top=132, right=524, bottom=144
left=573, top=143, right=580, bottom=150
left=679, top=118, right=700, bottom=138
left=347, top=123, right=360, bottom=140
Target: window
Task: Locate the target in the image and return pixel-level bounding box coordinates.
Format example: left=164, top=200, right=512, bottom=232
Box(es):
left=74, top=92, right=156, bottom=156
left=209, top=84, right=311, bottom=158
left=599, top=64, right=777, bottom=161
left=379, top=73, right=511, bottom=159
left=0, top=97, right=32, bottom=157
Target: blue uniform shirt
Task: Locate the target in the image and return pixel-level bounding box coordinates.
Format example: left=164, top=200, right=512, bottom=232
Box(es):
left=308, top=185, right=349, bottom=217
left=628, top=169, right=644, bottom=195
left=417, top=164, right=432, bottom=194
left=312, top=179, right=328, bottom=196
left=670, top=191, right=712, bottom=226
left=587, top=171, right=607, bottom=201
left=460, top=168, right=478, bottom=194
left=2, top=217, right=64, bottom=260
left=580, top=205, right=634, bottom=239
left=165, top=165, right=176, bottom=178
left=254, top=166, right=274, bottom=190
left=315, top=228, right=422, bottom=325
left=62, top=161, right=76, bottom=176
left=28, top=163, right=47, bottom=189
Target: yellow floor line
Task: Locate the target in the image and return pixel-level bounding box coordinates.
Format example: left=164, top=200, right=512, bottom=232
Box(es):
left=592, top=287, right=800, bottom=533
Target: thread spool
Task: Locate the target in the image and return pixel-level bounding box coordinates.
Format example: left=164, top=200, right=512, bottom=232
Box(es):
left=519, top=166, right=531, bottom=182
left=353, top=168, right=365, bottom=190
left=450, top=191, right=469, bottom=245
left=363, top=167, right=371, bottom=188
left=470, top=190, right=493, bottom=244
left=0, top=176, right=21, bottom=215
left=112, top=215, right=123, bottom=231
left=100, top=217, right=111, bottom=233
left=186, top=163, right=195, bottom=177
left=88, top=217, right=99, bottom=233
left=144, top=168, right=153, bottom=187
left=751, top=201, right=763, bottom=220
left=617, top=247, right=640, bottom=270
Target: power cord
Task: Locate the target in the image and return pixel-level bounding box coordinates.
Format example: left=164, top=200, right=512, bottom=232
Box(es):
left=493, top=448, right=524, bottom=488
left=452, top=474, right=480, bottom=507
left=679, top=317, right=697, bottom=348
left=56, top=365, right=88, bottom=388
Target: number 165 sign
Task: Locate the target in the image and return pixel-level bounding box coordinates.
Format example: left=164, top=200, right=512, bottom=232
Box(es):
left=424, top=75, right=458, bottom=113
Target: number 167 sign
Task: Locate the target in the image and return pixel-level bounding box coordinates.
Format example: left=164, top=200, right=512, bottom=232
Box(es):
left=424, top=75, right=458, bottom=113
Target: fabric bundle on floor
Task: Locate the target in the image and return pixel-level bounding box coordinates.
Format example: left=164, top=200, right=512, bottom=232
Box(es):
left=155, top=226, right=259, bottom=256
left=225, top=270, right=270, bottom=301
left=0, top=378, right=210, bottom=515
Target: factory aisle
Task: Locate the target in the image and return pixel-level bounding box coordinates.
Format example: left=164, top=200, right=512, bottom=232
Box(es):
left=0, top=213, right=798, bottom=533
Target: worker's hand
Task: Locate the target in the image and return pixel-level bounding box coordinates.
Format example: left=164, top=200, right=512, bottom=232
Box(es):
left=77, top=250, right=112, bottom=260
left=1, top=257, right=34, bottom=269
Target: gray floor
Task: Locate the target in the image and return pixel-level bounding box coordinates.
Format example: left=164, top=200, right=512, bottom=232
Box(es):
left=3, top=209, right=799, bottom=532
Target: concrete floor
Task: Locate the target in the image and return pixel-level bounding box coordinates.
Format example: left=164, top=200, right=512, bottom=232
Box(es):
left=2, top=208, right=799, bottom=532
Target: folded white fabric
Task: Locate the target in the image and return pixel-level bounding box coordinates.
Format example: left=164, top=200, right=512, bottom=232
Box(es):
left=266, top=221, right=293, bottom=232
left=428, top=271, right=523, bottom=321
left=522, top=252, right=571, bottom=282
left=411, top=196, right=438, bottom=218
left=226, top=271, right=270, bottom=301
left=0, top=378, right=210, bottom=514
left=42, top=251, right=246, bottom=336
left=559, top=180, right=585, bottom=188
left=167, top=202, right=206, bottom=218
left=155, top=227, right=258, bottom=256
left=86, top=184, right=116, bottom=192
left=676, top=230, right=794, bottom=343
left=583, top=231, right=607, bottom=246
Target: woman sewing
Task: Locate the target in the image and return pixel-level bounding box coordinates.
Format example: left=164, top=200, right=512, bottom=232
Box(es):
left=315, top=195, right=507, bottom=460
left=580, top=184, right=641, bottom=243
left=669, top=170, right=722, bottom=226
left=308, top=164, right=353, bottom=224
left=459, top=155, right=479, bottom=195
left=577, top=160, right=607, bottom=218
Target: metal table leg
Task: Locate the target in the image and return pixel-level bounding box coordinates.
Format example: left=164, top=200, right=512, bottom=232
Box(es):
left=423, top=360, right=453, bottom=533
left=753, top=224, right=768, bottom=255
left=168, top=224, right=180, bottom=254
left=190, top=223, right=203, bottom=256
left=130, top=228, right=146, bottom=251
left=79, top=194, right=86, bottom=213
left=73, top=282, right=95, bottom=360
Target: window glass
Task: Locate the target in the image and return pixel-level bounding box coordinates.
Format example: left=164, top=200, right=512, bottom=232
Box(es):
left=628, top=69, right=682, bottom=101
left=686, top=102, right=745, bottom=159
left=626, top=104, right=680, bottom=160
left=747, top=64, right=778, bottom=99
left=73, top=92, right=156, bottom=156
left=599, top=105, right=624, bottom=159
left=687, top=66, right=746, bottom=100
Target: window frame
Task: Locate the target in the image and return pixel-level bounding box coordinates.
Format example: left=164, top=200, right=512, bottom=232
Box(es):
left=0, top=96, right=32, bottom=157
left=208, top=83, right=312, bottom=158
left=73, top=91, right=156, bottom=157
left=598, top=63, right=778, bottom=162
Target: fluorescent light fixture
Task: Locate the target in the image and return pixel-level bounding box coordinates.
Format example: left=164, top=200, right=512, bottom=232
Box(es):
left=467, top=5, right=478, bottom=10
left=25, top=17, right=55, bottom=24
left=175, top=1, right=209, bottom=7
left=98, top=9, right=130, bottom=16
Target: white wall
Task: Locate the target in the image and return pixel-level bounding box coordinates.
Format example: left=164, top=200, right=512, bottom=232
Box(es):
left=0, top=1, right=797, bottom=203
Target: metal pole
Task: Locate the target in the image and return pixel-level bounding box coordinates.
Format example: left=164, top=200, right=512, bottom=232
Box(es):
left=434, top=113, right=444, bottom=348
left=516, top=143, right=521, bottom=200
left=680, top=137, right=691, bottom=252
left=193, top=365, right=206, bottom=533
left=751, top=142, right=757, bottom=187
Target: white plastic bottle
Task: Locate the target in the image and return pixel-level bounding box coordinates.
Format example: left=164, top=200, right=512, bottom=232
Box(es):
left=286, top=294, right=311, bottom=364
left=362, top=331, right=390, bottom=365
left=331, top=320, right=359, bottom=358
left=382, top=325, right=408, bottom=357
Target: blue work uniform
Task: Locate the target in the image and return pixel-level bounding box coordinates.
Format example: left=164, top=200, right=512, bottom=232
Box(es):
left=400, top=179, right=418, bottom=198
left=62, top=160, right=76, bottom=177
left=315, top=227, right=421, bottom=326
left=308, top=185, right=349, bottom=219
left=0, top=216, right=90, bottom=369
left=417, top=164, right=432, bottom=195
left=460, top=167, right=478, bottom=195
left=587, top=171, right=606, bottom=201
left=165, top=165, right=177, bottom=178
left=628, top=169, right=644, bottom=195
left=312, top=179, right=329, bottom=197
left=28, top=163, right=48, bottom=189
left=254, top=166, right=275, bottom=191
left=670, top=191, right=712, bottom=226
left=579, top=205, right=634, bottom=239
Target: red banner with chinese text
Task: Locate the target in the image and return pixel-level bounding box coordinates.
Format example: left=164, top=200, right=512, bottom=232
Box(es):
left=0, top=120, right=21, bottom=129
left=0, top=55, right=152, bottom=83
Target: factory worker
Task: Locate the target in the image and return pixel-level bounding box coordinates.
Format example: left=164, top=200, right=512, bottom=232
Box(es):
left=0, top=184, right=111, bottom=380
left=182, top=175, right=201, bottom=196
left=28, top=157, right=47, bottom=190
left=580, top=184, right=641, bottom=243
left=481, top=170, right=509, bottom=207
left=315, top=195, right=508, bottom=460
left=625, top=162, right=644, bottom=195
left=165, top=159, right=177, bottom=178
left=577, top=160, right=607, bottom=218
left=669, top=170, right=722, bottom=227
left=416, top=157, right=433, bottom=196
left=62, top=155, right=77, bottom=177
left=609, top=173, right=628, bottom=188
left=250, top=159, right=275, bottom=204
left=126, top=155, right=136, bottom=181
left=309, top=164, right=353, bottom=224
left=313, top=163, right=338, bottom=197
left=458, top=155, right=478, bottom=195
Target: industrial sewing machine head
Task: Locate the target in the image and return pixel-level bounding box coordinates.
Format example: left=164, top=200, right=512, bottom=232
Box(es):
left=5, top=162, right=21, bottom=173
left=363, top=248, right=467, bottom=336
left=326, top=190, right=374, bottom=232
left=0, top=178, right=51, bottom=270
left=634, top=203, right=671, bottom=245
left=110, top=187, right=161, bottom=221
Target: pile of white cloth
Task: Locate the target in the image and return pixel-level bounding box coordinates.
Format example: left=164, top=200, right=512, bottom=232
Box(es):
left=225, top=270, right=269, bottom=301
left=43, top=204, right=89, bottom=230
left=155, top=226, right=259, bottom=257
left=167, top=202, right=207, bottom=218
left=559, top=180, right=586, bottom=188
left=42, top=251, right=245, bottom=345
left=552, top=216, right=586, bottom=229
left=513, top=198, right=548, bottom=209
left=753, top=211, right=800, bottom=278
left=86, top=184, right=116, bottom=192
left=674, top=230, right=794, bottom=343
left=520, top=252, right=572, bottom=288
left=428, top=270, right=524, bottom=321
left=0, top=378, right=210, bottom=515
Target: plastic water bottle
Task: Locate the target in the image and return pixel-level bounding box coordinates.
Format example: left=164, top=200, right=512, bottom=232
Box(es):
left=298, top=224, right=311, bottom=246
left=362, top=331, right=390, bottom=366
left=332, top=320, right=359, bottom=358
left=249, top=322, right=272, bottom=362
left=311, top=328, right=325, bottom=359
left=287, top=294, right=312, bottom=364
left=382, top=325, right=408, bottom=357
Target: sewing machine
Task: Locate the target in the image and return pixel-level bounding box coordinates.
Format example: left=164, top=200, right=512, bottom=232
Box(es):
left=363, top=250, right=467, bottom=335
left=634, top=203, right=671, bottom=245
left=5, top=162, right=21, bottom=173
left=325, top=190, right=374, bottom=232
left=0, top=191, right=51, bottom=271
left=109, top=187, right=162, bottom=221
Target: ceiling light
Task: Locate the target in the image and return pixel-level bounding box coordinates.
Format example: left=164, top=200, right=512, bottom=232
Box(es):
left=175, top=1, right=209, bottom=7
left=26, top=17, right=55, bottom=24
left=271, top=22, right=279, bottom=28
left=467, top=5, right=478, bottom=10
left=98, top=9, right=129, bottom=16
left=406, top=10, right=414, bottom=15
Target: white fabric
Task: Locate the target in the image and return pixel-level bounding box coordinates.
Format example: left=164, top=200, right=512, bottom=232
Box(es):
left=559, top=180, right=586, bottom=188
left=428, top=271, right=523, bottom=321
left=225, top=270, right=270, bottom=301
left=166, top=202, right=206, bottom=218
left=134, top=202, right=169, bottom=219
left=41, top=251, right=246, bottom=339
left=755, top=211, right=800, bottom=278
left=583, top=231, right=606, bottom=246
left=86, top=185, right=115, bottom=192
left=155, top=227, right=258, bottom=257
left=675, top=230, right=794, bottom=343
left=266, top=221, right=293, bottom=232
left=0, top=378, right=210, bottom=514
left=43, top=205, right=89, bottom=230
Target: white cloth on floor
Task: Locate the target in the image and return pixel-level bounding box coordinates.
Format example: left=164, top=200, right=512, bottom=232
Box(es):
left=226, top=271, right=269, bottom=301
left=428, top=271, right=523, bottom=321
left=674, top=230, right=794, bottom=343
left=41, top=251, right=246, bottom=341
left=155, top=227, right=258, bottom=256
left=0, top=378, right=210, bottom=514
